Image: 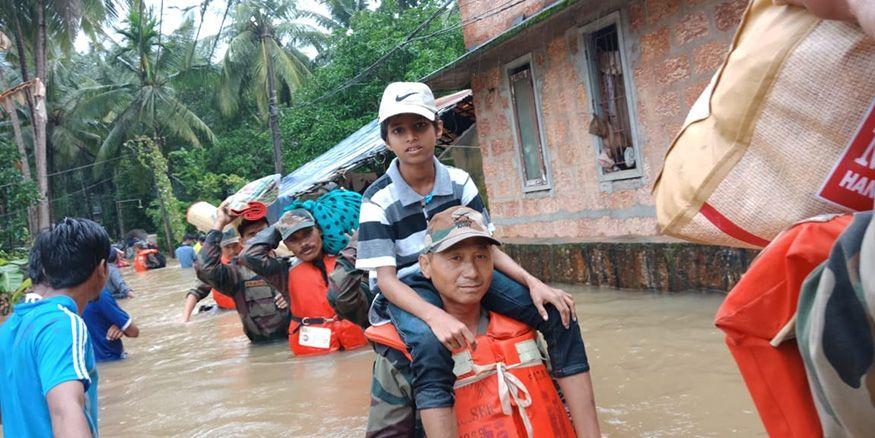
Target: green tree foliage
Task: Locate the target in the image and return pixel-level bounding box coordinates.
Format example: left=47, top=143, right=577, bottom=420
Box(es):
left=0, top=0, right=467, bottom=252
left=168, top=147, right=246, bottom=204
left=128, top=137, right=185, bottom=252
left=218, top=0, right=320, bottom=119
left=216, top=0, right=466, bottom=173
left=93, top=7, right=216, bottom=165
left=0, top=138, right=39, bottom=248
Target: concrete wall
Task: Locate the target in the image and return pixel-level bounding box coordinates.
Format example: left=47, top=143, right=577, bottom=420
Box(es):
left=464, top=0, right=748, bottom=239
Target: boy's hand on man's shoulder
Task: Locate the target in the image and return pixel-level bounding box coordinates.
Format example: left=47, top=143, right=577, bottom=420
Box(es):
left=528, top=279, right=577, bottom=329
left=424, top=308, right=477, bottom=351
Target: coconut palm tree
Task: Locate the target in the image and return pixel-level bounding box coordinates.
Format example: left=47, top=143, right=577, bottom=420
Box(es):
left=0, top=0, right=118, bottom=228
left=304, top=0, right=368, bottom=31
left=91, top=7, right=215, bottom=166
left=218, top=0, right=325, bottom=174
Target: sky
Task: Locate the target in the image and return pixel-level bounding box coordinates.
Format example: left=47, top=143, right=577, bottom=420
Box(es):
left=74, top=0, right=331, bottom=59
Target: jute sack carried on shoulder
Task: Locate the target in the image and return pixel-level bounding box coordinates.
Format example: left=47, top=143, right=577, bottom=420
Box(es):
left=652, top=0, right=875, bottom=248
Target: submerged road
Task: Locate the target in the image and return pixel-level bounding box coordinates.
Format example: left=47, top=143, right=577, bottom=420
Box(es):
left=80, top=263, right=762, bottom=436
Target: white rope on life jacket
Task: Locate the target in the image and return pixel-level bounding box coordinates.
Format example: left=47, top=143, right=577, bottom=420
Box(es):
left=454, top=356, right=542, bottom=438
left=496, top=362, right=535, bottom=438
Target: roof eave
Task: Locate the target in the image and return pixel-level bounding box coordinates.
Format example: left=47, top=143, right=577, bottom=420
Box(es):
left=421, top=0, right=580, bottom=91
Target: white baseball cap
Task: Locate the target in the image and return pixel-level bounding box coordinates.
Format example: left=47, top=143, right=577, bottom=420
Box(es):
left=378, top=82, right=437, bottom=123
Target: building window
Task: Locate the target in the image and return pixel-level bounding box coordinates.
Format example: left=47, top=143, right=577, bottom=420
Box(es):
left=581, top=13, right=642, bottom=181
left=507, top=59, right=550, bottom=191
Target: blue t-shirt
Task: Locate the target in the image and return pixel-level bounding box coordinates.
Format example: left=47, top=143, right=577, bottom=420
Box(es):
left=82, top=290, right=132, bottom=362
left=0, top=295, right=99, bottom=436
left=175, top=245, right=197, bottom=268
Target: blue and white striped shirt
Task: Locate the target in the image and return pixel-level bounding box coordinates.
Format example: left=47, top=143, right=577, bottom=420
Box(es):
left=356, top=156, right=492, bottom=282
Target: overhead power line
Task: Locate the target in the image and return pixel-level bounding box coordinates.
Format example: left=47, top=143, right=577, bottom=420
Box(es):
left=283, top=0, right=530, bottom=112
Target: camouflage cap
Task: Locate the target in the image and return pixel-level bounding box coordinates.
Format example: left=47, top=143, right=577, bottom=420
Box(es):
left=220, top=226, right=240, bottom=247
left=277, top=208, right=317, bottom=240
left=423, top=206, right=499, bottom=253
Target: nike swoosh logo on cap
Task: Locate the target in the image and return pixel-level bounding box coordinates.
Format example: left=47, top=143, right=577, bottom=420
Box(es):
left=395, top=92, right=417, bottom=102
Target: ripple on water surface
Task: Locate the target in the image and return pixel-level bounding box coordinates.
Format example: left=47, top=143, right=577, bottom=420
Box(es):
left=83, top=264, right=764, bottom=436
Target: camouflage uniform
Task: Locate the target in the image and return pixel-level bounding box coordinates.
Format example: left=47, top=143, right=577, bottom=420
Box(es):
left=197, top=229, right=291, bottom=343
left=366, top=344, right=423, bottom=438
left=241, top=209, right=374, bottom=329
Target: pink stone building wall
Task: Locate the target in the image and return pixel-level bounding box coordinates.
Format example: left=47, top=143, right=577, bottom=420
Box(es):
left=460, top=0, right=748, bottom=239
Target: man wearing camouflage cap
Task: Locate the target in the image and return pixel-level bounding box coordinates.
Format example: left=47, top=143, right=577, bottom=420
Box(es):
left=242, top=209, right=368, bottom=356
left=365, top=206, right=596, bottom=436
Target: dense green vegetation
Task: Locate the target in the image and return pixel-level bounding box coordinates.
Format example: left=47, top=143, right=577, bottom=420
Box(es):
left=0, top=0, right=464, bottom=251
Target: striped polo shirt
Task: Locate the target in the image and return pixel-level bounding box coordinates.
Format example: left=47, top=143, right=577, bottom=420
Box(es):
left=356, top=156, right=492, bottom=281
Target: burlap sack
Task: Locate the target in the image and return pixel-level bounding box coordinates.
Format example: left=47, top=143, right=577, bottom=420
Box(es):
left=652, top=0, right=875, bottom=248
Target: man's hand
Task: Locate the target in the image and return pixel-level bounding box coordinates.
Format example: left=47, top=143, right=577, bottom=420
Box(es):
left=528, top=279, right=577, bottom=329
left=213, top=200, right=235, bottom=231
left=106, top=325, right=124, bottom=341
left=425, top=309, right=476, bottom=351
left=125, top=290, right=136, bottom=299
left=275, top=294, right=288, bottom=310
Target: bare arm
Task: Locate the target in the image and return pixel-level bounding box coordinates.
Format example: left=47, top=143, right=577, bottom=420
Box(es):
left=46, top=381, right=91, bottom=438
left=377, top=266, right=475, bottom=350
left=180, top=283, right=210, bottom=323
left=181, top=294, right=199, bottom=323
left=123, top=321, right=139, bottom=338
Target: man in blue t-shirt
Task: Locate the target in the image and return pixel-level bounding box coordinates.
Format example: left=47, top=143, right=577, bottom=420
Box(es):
left=83, top=289, right=140, bottom=361
left=175, top=234, right=198, bottom=268
left=0, top=218, right=111, bottom=437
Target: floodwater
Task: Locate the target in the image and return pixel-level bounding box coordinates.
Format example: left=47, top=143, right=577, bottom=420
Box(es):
left=92, top=264, right=762, bottom=436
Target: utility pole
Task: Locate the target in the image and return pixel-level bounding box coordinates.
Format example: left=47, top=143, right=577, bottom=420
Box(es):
left=116, top=198, right=142, bottom=242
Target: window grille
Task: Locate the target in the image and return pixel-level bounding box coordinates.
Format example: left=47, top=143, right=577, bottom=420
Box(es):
left=583, top=21, right=641, bottom=181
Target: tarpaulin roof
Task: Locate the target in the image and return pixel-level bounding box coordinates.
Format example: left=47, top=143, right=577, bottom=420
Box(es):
left=278, top=89, right=473, bottom=199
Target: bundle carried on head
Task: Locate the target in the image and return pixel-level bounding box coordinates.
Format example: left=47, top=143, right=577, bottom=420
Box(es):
left=225, top=174, right=280, bottom=221
left=283, top=189, right=363, bottom=255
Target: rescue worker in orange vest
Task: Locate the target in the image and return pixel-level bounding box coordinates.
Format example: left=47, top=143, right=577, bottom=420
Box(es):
left=180, top=227, right=241, bottom=323
left=365, top=206, right=580, bottom=437
left=196, top=201, right=291, bottom=343
left=241, top=208, right=368, bottom=356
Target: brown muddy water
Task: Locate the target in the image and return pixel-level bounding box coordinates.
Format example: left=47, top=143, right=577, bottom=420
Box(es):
left=61, top=264, right=765, bottom=436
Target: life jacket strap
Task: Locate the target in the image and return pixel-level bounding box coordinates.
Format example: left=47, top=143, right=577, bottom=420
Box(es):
left=291, top=316, right=337, bottom=326
left=454, top=358, right=541, bottom=438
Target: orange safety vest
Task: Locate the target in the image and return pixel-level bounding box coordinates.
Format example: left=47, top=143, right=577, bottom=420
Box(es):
left=212, top=256, right=236, bottom=310
left=715, top=214, right=852, bottom=438
left=366, top=312, right=576, bottom=438
left=133, top=248, right=157, bottom=272
left=287, top=254, right=367, bottom=357
left=211, top=289, right=236, bottom=309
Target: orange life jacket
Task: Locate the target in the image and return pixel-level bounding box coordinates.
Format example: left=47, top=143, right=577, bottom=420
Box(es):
left=211, top=256, right=237, bottom=310
left=287, top=254, right=367, bottom=356
left=715, top=214, right=852, bottom=438
left=366, top=312, right=576, bottom=438
left=133, top=248, right=157, bottom=272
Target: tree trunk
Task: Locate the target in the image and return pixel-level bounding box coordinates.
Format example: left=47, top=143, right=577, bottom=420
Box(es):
left=33, top=0, right=50, bottom=228
left=152, top=133, right=175, bottom=256
left=11, top=9, right=38, bottom=141
left=208, top=0, right=234, bottom=64
left=263, top=37, right=284, bottom=175
left=188, top=0, right=211, bottom=67
left=0, top=95, right=37, bottom=234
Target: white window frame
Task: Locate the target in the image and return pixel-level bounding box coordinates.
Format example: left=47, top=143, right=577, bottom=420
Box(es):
left=579, top=11, right=644, bottom=182
left=505, top=53, right=552, bottom=193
